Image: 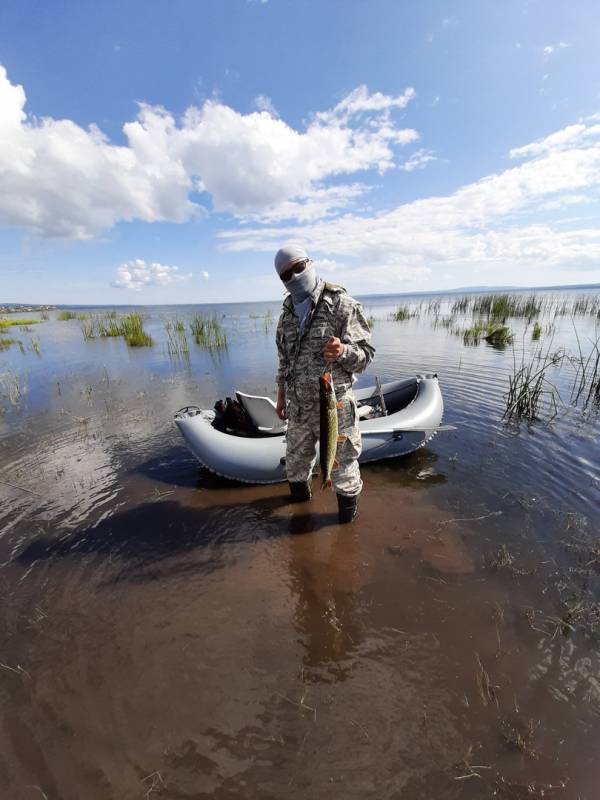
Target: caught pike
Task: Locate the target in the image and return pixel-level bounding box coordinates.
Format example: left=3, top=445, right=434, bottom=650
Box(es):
left=319, top=370, right=343, bottom=490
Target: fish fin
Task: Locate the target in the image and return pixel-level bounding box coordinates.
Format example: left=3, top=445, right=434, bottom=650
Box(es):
left=321, top=478, right=332, bottom=491
left=332, top=460, right=340, bottom=471
left=336, top=434, right=348, bottom=443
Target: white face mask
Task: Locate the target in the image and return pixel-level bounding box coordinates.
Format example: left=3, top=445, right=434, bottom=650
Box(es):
left=286, top=264, right=317, bottom=304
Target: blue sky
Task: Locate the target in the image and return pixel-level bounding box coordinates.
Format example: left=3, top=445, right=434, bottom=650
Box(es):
left=1, top=0, right=600, bottom=303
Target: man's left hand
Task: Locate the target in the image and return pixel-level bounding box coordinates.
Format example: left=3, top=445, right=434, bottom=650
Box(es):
left=323, top=336, right=345, bottom=361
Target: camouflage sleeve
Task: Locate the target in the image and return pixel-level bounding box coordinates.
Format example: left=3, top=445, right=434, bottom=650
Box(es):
left=336, top=299, right=375, bottom=374
left=275, top=313, right=286, bottom=390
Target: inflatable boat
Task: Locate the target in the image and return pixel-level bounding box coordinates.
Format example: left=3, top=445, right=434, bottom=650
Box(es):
left=174, top=373, right=445, bottom=484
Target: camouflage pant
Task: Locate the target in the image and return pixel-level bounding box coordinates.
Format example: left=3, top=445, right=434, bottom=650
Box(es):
left=285, top=395, right=362, bottom=497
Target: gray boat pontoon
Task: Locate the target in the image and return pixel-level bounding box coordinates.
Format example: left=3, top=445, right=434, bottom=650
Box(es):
left=174, top=374, right=445, bottom=484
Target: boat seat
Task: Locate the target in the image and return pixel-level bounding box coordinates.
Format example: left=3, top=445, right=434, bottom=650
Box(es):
left=236, top=391, right=288, bottom=434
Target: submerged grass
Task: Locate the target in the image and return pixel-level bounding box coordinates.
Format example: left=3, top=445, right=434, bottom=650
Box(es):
left=190, top=313, right=228, bottom=349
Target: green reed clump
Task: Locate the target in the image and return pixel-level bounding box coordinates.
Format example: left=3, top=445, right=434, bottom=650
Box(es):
left=190, top=313, right=228, bottom=349
left=0, top=338, right=18, bottom=351
left=570, top=331, right=600, bottom=410
left=98, top=314, right=123, bottom=337
left=532, top=322, right=542, bottom=341
left=462, top=321, right=488, bottom=345
left=79, top=311, right=152, bottom=346
left=120, top=313, right=153, bottom=346
left=392, top=305, right=412, bottom=321
left=80, top=317, right=96, bottom=340
left=58, top=310, right=78, bottom=321
left=461, top=321, right=512, bottom=346
left=165, top=320, right=189, bottom=356
left=484, top=326, right=513, bottom=347
left=469, top=293, right=542, bottom=321
left=504, top=346, right=564, bottom=421
left=0, top=318, right=40, bottom=328
left=367, top=316, right=375, bottom=329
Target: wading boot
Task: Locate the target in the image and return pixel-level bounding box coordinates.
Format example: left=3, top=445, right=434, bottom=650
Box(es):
left=337, top=493, right=359, bottom=524
left=288, top=481, right=312, bottom=503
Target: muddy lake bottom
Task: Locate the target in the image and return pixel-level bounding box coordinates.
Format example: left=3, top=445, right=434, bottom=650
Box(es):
left=0, top=291, right=599, bottom=799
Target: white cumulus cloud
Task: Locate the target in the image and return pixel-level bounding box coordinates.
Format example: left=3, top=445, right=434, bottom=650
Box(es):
left=0, top=65, right=420, bottom=238
left=217, top=115, right=600, bottom=282
left=111, top=259, right=192, bottom=290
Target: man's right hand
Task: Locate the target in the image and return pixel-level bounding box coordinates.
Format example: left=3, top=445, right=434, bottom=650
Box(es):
left=276, top=389, right=287, bottom=420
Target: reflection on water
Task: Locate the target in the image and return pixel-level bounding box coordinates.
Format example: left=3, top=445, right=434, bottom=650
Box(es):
left=0, top=291, right=599, bottom=797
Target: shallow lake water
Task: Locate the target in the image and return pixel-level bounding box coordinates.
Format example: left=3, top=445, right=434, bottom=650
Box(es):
left=0, top=290, right=599, bottom=799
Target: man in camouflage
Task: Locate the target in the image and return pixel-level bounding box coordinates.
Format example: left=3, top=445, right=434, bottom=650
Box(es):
left=274, top=244, right=375, bottom=523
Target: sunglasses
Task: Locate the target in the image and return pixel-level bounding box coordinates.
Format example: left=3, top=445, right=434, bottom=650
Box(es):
left=280, top=260, right=308, bottom=283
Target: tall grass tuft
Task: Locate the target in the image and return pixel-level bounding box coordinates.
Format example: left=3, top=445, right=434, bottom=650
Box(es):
left=58, top=310, right=78, bottom=321
left=461, top=322, right=513, bottom=346
left=532, top=322, right=542, bottom=341
left=504, top=345, right=564, bottom=421
left=190, top=314, right=228, bottom=349
left=166, top=319, right=190, bottom=356
left=392, top=305, right=412, bottom=322
left=79, top=311, right=153, bottom=346
left=120, top=313, right=153, bottom=346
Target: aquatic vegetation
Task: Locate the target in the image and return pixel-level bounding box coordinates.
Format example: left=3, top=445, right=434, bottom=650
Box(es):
left=0, top=318, right=40, bottom=328
left=28, top=336, right=41, bottom=355
left=40, top=310, right=49, bottom=321
left=570, top=331, right=600, bottom=410
left=190, top=313, right=228, bottom=349
left=367, top=316, right=375, bottom=329
left=165, top=319, right=190, bottom=356
left=483, top=326, right=513, bottom=347
left=120, top=313, right=153, bottom=346
left=471, top=293, right=542, bottom=321
left=392, top=305, right=412, bottom=321
left=461, top=322, right=513, bottom=346
left=433, top=315, right=458, bottom=334
left=0, top=371, right=26, bottom=405
left=79, top=312, right=153, bottom=346
left=504, top=345, right=564, bottom=421
left=532, top=322, right=542, bottom=340
left=58, top=310, right=78, bottom=321
left=0, top=337, right=18, bottom=351
left=451, top=296, right=470, bottom=314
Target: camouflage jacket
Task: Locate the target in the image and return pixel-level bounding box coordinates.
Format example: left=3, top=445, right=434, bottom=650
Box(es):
left=276, top=278, right=375, bottom=418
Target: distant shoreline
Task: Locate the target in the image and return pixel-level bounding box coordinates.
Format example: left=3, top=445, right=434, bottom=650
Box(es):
left=3, top=282, right=599, bottom=309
